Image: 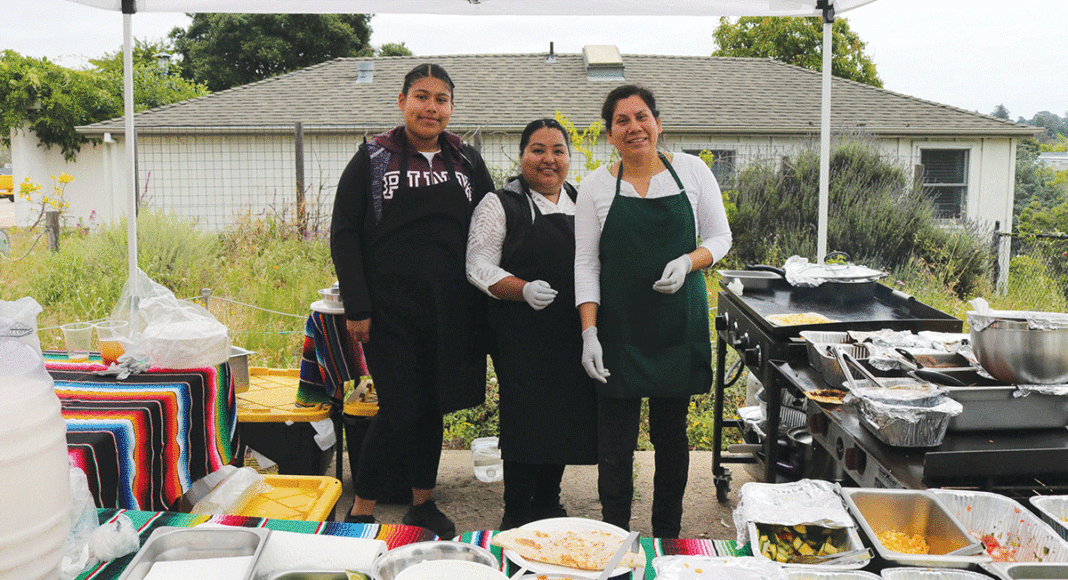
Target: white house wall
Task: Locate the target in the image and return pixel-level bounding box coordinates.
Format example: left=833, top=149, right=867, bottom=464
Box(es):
left=9, top=125, right=118, bottom=229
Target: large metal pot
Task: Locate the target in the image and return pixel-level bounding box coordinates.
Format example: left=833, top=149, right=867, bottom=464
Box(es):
left=971, top=319, right=1068, bottom=384
left=747, top=253, right=886, bottom=304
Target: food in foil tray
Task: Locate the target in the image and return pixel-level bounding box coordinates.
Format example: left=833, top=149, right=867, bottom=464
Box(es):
left=877, top=530, right=931, bottom=554
left=756, top=524, right=848, bottom=563
left=972, top=532, right=1019, bottom=562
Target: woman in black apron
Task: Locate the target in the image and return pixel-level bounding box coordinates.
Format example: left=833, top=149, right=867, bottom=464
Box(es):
left=573, top=85, right=733, bottom=538
left=331, top=64, right=495, bottom=538
left=467, top=119, right=598, bottom=529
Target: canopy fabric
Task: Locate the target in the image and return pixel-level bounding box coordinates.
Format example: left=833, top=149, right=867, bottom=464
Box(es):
left=67, top=0, right=875, bottom=16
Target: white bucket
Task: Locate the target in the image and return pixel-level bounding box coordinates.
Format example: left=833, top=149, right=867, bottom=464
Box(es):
left=471, top=436, right=503, bottom=483
left=0, top=331, right=72, bottom=580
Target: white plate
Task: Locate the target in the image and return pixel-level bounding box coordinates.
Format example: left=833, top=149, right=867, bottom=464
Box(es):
left=310, top=299, right=345, bottom=315
left=501, top=517, right=639, bottom=579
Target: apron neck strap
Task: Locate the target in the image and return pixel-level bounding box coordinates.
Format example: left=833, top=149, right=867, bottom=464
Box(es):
left=615, top=152, right=686, bottom=196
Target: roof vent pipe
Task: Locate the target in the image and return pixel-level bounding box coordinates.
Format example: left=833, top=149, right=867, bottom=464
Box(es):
left=356, top=61, right=374, bottom=84
left=546, top=42, right=556, bottom=64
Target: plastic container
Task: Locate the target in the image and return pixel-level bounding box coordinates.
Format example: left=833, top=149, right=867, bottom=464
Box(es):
left=0, top=327, right=72, bottom=580
left=237, top=474, right=342, bottom=521
left=471, top=437, right=503, bottom=483
left=238, top=368, right=334, bottom=475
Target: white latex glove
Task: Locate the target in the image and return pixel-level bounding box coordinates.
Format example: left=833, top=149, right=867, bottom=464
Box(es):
left=521, top=280, right=557, bottom=310
left=653, top=254, right=693, bottom=294
left=581, top=327, right=610, bottom=384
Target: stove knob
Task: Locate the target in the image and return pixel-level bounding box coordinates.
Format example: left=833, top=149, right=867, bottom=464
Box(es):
left=714, top=315, right=727, bottom=331
left=732, top=332, right=751, bottom=350
left=843, top=446, right=867, bottom=474
left=743, top=344, right=761, bottom=367
left=808, top=413, right=827, bottom=436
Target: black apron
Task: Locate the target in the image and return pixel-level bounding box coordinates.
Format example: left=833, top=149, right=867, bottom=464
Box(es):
left=598, top=153, right=713, bottom=399
left=362, top=134, right=486, bottom=418
left=488, top=182, right=598, bottom=464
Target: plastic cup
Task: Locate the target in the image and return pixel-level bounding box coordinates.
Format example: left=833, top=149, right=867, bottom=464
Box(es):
left=95, top=320, right=129, bottom=365
left=60, top=322, right=94, bottom=362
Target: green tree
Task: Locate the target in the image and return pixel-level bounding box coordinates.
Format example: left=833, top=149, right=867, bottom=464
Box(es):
left=1026, top=110, right=1068, bottom=144
left=374, top=42, right=413, bottom=57
left=991, top=104, right=1010, bottom=120
left=170, top=14, right=372, bottom=92
left=90, top=39, right=209, bottom=112
left=1015, top=138, right=1064, bottom=218
left=712, top=16, right=881, bottom=87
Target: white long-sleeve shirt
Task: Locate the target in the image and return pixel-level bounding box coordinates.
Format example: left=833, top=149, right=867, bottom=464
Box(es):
left=466, top=186, right=575, bottom=297
left=574, top=152, right=732, bottom=306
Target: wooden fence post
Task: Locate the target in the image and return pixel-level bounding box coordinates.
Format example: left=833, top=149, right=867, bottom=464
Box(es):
left=295, top=122, right=307, bottom=237
left=45, top=209, right=59, bottom=251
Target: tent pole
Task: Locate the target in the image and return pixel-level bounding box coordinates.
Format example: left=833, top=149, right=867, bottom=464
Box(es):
left=816, top=1, right=834, bottom=265
left=123, top=6, right=138, bottom=284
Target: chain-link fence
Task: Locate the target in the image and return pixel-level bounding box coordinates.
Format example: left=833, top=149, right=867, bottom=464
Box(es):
left=995, top=231, right=1068, bottom=301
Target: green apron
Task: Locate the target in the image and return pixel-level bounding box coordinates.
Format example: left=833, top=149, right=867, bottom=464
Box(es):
left=598, top=153, right=712, bottom=399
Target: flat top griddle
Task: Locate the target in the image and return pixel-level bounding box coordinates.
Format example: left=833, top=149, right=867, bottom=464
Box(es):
left=720, top=280, right=963, bottom=337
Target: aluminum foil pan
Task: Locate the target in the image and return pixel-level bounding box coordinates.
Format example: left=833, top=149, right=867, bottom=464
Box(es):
left=931, top=489, right=1068, bottom=566
left=880, top=567, right=992, bottom=580
left=852, top=379, right=947, bottom=407
left=1028, top=496, right=1068, bottom=542
left=855, top=395, right=962, bottom=448
left=985, top=562, right=1068, bottom=579
left=811, top=343, right=869, bottom=386
left=783, top=571, right=881, bottom=580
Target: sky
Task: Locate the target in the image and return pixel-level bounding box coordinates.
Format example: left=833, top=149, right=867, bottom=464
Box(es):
left=4, top=0, right=1067, bottom=122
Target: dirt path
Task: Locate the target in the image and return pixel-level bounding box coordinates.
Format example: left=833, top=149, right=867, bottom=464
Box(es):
left=329, top=449, right=753, bottom=540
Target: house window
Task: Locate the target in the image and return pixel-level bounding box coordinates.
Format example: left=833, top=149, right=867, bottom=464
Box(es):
left=684, top=149, right=736, bottom=188
left=920, top=149, right=969, bottom=220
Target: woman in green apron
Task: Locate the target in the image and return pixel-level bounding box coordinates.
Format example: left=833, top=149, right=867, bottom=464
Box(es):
left=574, top=85, right=732, bottom=538
left=467, top=119, right=598, bottom=529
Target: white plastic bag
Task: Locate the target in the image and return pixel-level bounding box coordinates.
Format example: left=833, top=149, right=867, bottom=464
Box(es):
left=111, top=269, right=230, bottom=369
left=192, top=466, right=268, bottom=515
left=0, top=296, right=43, bottom=353
left=88, top=513, right=139, bottom=562
left=61, top=467, right=100, bottom=580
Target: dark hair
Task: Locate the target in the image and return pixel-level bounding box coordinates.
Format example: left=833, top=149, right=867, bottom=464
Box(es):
left=402, top=63, right=455, bottom=96
left=600, top=84, right=659, bottom=131
left=519, top=118, right=570, bottom=155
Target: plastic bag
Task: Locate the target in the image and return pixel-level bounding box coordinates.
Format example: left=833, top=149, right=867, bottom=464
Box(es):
left=61, top=467, right=100, bottom=580
left=111, top=269, right=230, bottom=369
left=192, top=466, right=268, bottom=515
left=88, top=514, right=139, bottom=561
left=0, top=296, right=43, bottom=353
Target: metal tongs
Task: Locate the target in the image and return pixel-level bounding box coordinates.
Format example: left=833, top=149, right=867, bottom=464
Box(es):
left=833, top=345, right=885, bottom=392
left=597, top=530, right=641, bottom=580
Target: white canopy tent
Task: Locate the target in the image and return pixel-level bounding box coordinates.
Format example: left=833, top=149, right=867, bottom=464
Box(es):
left=66, top=0, right=877, bottom=284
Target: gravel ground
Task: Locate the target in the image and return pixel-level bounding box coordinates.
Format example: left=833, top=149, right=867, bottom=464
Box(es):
left=328, top=449, right=752, bottom=540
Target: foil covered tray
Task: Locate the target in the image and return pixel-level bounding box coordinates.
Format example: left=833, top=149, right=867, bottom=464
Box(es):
left=782, top=571, right=880, bottom=580
left=881, top=567, right=993, bottom=580
left=930, top=489, right=1068, bottom=567
left=855, top=394, right=959, bottom=447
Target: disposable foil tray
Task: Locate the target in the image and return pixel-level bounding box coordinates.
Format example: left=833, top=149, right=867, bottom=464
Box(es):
left=985, top=562, right=1068, bottom=579
left=1028, top=496, right=1068, bottom=542
left=930, top=489, right=1068, bottom=565
left=881, top=568, right=992, bottom=580
left=117, top=526, right=269, bottom=580
left=782, top=571, right=880, bottom=580
left=810, top=343, right=870, bottom=387
left=855, top=395, right=958, bottom=447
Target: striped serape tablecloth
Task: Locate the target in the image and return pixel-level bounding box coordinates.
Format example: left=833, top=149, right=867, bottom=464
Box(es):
left=76, top=508, right=437, bottom=580
left=45, top=355, right=237, bottom=511
left=297, top=310, right=368, bottom=405
left=457, top=530, right=752, bottom=580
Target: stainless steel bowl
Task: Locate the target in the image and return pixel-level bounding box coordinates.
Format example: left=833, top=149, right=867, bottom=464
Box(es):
left=371, top=541, right=498, bottom=580
left=971, top=320, right=1068, bottom=384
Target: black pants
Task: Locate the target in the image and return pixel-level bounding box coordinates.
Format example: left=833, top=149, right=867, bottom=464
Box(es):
left=503, top=460, right=566, bottom=523
left=598, top=395, right=690, bottom=538
left=354, top=404, right=443, bottom=500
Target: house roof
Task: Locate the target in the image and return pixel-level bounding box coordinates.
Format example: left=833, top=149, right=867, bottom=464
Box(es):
left=77, top=52, right=1041, bottom=138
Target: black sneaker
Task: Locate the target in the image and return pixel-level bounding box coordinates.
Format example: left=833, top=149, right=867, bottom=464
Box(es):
left=344, top=513, right=376, bottom=524
left=531, top=501, right=567, bottom=521
left=403, top=499, right=456, bottom=539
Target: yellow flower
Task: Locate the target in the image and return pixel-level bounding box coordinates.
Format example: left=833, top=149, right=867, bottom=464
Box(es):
left=58, top=173, right=74, bottom=184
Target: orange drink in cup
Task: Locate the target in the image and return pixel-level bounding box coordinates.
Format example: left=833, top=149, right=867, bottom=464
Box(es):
left=95, top=320, right=129, bottom=365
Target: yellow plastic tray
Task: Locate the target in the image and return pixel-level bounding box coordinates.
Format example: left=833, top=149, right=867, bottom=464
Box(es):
left=237, top=474, right=342, bottom=521
left=238, top=367, right=332, bottom=423
left=343, top=377, right=380, bottom=417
